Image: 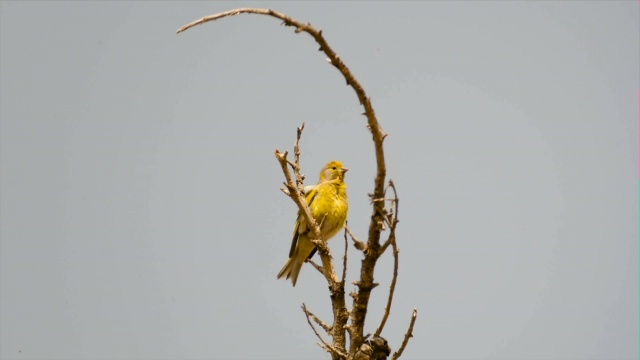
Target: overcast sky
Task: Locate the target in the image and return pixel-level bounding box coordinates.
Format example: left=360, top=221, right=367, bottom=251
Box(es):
left=1, top=1, right=637, bottom=360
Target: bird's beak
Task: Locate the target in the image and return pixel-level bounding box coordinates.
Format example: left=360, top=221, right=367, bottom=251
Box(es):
left=341, top=167, right=349, bottom=173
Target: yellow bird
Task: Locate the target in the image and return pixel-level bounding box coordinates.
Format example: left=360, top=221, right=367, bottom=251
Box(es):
left=277, top=160, right=349, bottom=286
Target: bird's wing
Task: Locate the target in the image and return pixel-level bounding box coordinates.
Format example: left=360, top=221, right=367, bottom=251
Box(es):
left=288, top=187, right=318, bottom=258
left=306, top=244, right=318, bottom=260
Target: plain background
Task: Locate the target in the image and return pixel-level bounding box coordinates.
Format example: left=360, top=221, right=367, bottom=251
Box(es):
left=1, top=1, right=637, bottom=359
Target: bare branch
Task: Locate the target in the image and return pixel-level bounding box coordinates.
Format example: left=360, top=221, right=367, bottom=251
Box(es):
left=380, top=180, right=399, bottom=256
left=302, top=303, right=333, bottom=333
left=389, top=180, right=399, bottom=223
left=286, top=158, right=297, bottom=171
left=375, top=240, right=399, bottom=336
left=379, top=237, right=391, bottom=257
left=302, top=303, right=347, bottom=359
left=341, top=225, right=348, bottom=285
left=178, top=10, right=387, bottom=234
left=346, top=225, right=367, bottom=253
left=375, top=180, right=401, bottom=336
left=379, top=236, right=392, bottom=257
left=308, top=259, right=324, bottom=276
left=391, top=309, right=418, bottom=360
left=293, top=122, right=306, bottom=192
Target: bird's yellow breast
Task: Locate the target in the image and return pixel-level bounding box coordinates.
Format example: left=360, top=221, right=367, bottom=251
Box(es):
left=309, top=181, right=348, bottom=241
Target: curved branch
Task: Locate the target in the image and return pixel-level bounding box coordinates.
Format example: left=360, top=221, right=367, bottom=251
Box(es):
left=177, top=8, right=387, bottom=226
left=178, top=8, right=388, bottom=355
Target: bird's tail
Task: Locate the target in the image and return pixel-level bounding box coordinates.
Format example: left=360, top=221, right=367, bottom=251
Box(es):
left=277, top=235, right=315, bottom=287
left=277, top=255, right=304, bottom=287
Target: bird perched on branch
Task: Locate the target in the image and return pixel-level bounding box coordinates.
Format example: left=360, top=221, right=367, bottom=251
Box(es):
left=277, top=160, right=349, bottom=286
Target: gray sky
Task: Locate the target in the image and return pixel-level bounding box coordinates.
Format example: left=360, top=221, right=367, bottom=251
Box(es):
left=0, top=1, right=637, bottom=359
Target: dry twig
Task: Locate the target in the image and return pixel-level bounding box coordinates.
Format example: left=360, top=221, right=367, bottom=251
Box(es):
left=291, top=123, right=306, bottom=193
left=308, top=259, right=324, bottom=276
left=342, top=225, right=348, bottom=285
left=302, top=303, right=333, bottom=333
left=375, top=180, right=400, bottom=337
left=380, top=181, right=400, bottom=256
left=346, top=225, right=367, bottom=253
left=392, top=309, right=418, bottom=360
left=302, top=303, right=347, bottom=359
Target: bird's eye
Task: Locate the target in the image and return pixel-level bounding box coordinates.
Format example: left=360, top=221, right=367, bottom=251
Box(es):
left=332, top=166, right=337, bottom=170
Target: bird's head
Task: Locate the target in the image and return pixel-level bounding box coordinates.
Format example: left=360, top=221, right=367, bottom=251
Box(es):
left=319, top=160, right=348, bottom=182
